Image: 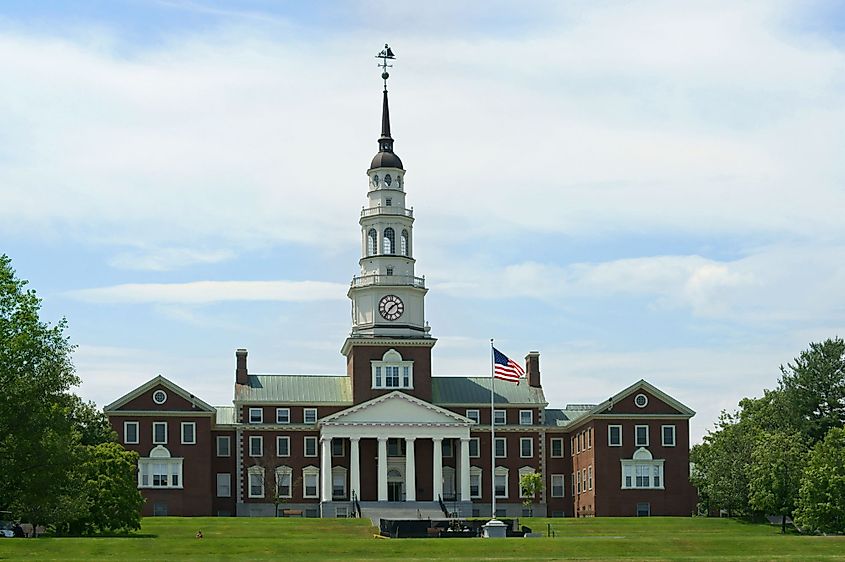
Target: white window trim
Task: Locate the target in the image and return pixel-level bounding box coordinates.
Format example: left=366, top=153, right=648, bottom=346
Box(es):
left=635, top=424, right=650, bottom=447
left=520, top=437, right=533, bottom=458
left=249, top=408, right=263, bottom=424
left=249, top=435, right=263, bottom=457
left=276, top=408, right=290, bottom=424
left=275, top=466, right=293, bottom=499
left=304, top=436, right=318, bottom=457
left=519, top=410, right=533, bottom=426
left=181, top=422, right=196, bottom=445
left=216, top=473, right=231, bottom=498
left=248, top=466, right=265, bottom=498
left=466, top=409, right=480, bottom=424
left=550, top=437, right=564, bottom=458
left=551, top=474, right=565, bottom=498
left=277, top=436, right=290, bottom=457
left=138, top=447, right=183, bottom=490
left=124, top=421, right=139, bottom=445
left=371, top=349, right=414, bottom=390
left=519, top=467, right=535, bottom=499
left=469, top=437, right=480, bottom=458
left=493, top=410, right=506, bottom=426
left=152, top=389, right=167, bottom=404
left=588, top=465, right=593, bottom=490
left=588, top=428, right=592, bottom=449
left=494, top=437, right=507, bottom=458
left=608, top=424, right=623, bottom=447
left=661, top=424, right=676, bottom=447
left=303, top=408, right=318, bottom=424
left=469, top=466, right=483, bottom=499
left=302, top=466, right=320, bottom=499
left=442, top=439, right=454, bottom=458
left=216, top=435, right=231, bottom=457
left=331, top=466, right=348, bottom=499
left=634, top=393, right=649, bottom=408
left=332, top=438, right=345, bottom=457
left=152, top=421, right=167, bottom=445
left=620, top=457, right=665, bottom=490
left=494, top=466, right=509, bottom=498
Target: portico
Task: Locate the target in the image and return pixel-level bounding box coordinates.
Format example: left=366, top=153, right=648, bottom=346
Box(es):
left=318, top=391, right=473, bottom=505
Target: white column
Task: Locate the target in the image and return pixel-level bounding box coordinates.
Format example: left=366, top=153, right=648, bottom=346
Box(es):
left=460, top=437, right=471, bottom=502
left=405, top=437, right=416, bottom=501
left=432, top=437, right=443, bottom=501
left=377, top=437, right=388, bottom=502
left=350, top=437, right=360, bottom=501
left=321, top=437, right=332, bottom=502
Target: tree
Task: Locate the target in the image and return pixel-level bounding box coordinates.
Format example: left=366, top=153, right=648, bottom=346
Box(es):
left=519, top=472, right=543, bottom=515
left=779, top=338, right=845, bottom=444
left=794, top=427, right=845, bottom=534
left=75, top=443, right=143, bottom=534
left=66, top=395, right=116, bottom=446
left=748, top=431, right=806, bottom=533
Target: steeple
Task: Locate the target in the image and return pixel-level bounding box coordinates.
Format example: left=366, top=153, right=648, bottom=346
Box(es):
left=370, top=44, right=403, bottom=170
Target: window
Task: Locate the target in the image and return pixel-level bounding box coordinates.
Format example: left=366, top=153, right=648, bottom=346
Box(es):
left=248, top=466, right=264, bottom=498
left=520, top=437, right=533, bottom=458
left=588, top=428, right=592, bottom=449
left=571, top=436, right=576, bottom=455
left=662, top=425, right=676, bottom=447
left=304, top=436, right=317, bottom=457
left=635, top=425, right=649, bottom=447
left=551, top=474, right=565, bottom=498
left=304, top=408, right=317, bottom=424
left=138, top=446, right=182, bottom=489
left=576, top=470, right=581, bottom=494
left=367, top=228, right=378, bottom=256
left=582, top=468, right=587, bottom=492
left=469, top=467, right=482, bottom=498
left=249, top=408, right=262, bottom=424
left=332, top=438, right=345, bottom=457
left=469, top=437, right=480, bottom=458
left=276, top=408, right=290, bottom=424
left=216, top=473, right=231, bottom=497
left=216, top=436, right=230, bottom=457
left=494, top=437, right=506, bottom=458
left=634, top=393, right=649, bottom=408
left=153, top=422, right=167, bottom=444
left=249, top=436, right=263, bottom=457
left=588, top=466, right=593, bottom=490
left=494, top=466, right=509, bottom=498
left=637, top=502, right=651, bottom=517
left=277, top=436, right=290, bottom=457
left=519, top=467, right=535, bottom=498
left=580, top=432, right=585, bottom=451
left=303, top=466, right=319, bottom=498
left=519, top=410, right=533, bottom=425
left=387, top=438, right=405, bottom=457
left=181, top=422, right=196, bottom=445
left=383, top=227, right=395, bottom=254
left=124, top=421, right=139, bottom=444
left=608, top=425, right=622, bottom=447
left=550, top=438, right=564, bottom=458
left=494, top=410, right=506, bottom=425
left=332, top=467, right=347, bottom=499
left=442, top=439, right=453, bottom=458
left=466, top=409, right=480, bottom=423
left=371, top=349, right=413, bottom=390
left=386, top=266, right=393, bottom=276
left=152, top=389, right=167, bottom=404
left=621, top=450, right=665, bottom=489
left=276, top=466, right=292, bottom=499
left=385, top=197, right=392, bottom=207
left=571, top=473, right=575, bottom=496
left=400, top=229, right=409, bottom=256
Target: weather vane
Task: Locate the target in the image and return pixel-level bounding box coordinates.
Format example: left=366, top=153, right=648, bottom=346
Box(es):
left=376, top=44, right=395, bottom=90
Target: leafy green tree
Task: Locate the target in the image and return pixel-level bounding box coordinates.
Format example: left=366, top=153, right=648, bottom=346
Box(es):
left=66, top=395, right=116, bottom=446
left=794, top=427, right=845, bottom=534
left=519, top=472, right=544, bottom=515
left=75, top=442, right=143, bottom=534
left=779, top=338, right=845, bottom=444
left=748, top=431, right=806, bottom=533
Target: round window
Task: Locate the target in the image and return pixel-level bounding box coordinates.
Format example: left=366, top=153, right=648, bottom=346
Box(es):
left=634, top=393, right=648, bottom=408
left=152, top=390, right=167, bottom=405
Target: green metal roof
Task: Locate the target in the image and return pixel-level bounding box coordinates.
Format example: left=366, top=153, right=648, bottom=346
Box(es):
left=214, top=406, right=236, bottom=426
left=544, top=407, right=593, bottom=427
left=236, top=374, right=353, bottom=404
left=432, top=377, right=547, bottom=405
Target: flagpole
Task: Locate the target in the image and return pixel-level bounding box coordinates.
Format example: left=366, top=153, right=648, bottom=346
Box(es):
left=490, top=338, right=496, bottom=520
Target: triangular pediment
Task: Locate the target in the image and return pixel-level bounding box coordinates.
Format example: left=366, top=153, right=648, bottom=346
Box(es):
left=103, top=375, right=215, bottom=413
left=321, top=391, right=472, bottom=425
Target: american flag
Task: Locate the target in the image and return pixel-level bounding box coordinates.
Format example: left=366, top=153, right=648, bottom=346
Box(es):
left=493, top=347, right=524, bottom=383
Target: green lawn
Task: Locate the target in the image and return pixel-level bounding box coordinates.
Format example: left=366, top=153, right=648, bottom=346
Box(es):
left=0, top=516, right=842, bottom=561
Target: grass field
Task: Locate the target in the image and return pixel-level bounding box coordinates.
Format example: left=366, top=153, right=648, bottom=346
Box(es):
left=0, top=516, right=842, bottom=561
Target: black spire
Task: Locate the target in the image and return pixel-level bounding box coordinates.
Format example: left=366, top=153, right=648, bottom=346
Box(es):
left=370, top=44, right=403, bottom=170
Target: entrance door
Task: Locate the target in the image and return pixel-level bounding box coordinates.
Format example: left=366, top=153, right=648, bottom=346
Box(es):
left=387, top=481, right=404, bottom=501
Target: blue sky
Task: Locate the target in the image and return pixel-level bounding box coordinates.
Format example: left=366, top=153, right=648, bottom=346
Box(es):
left=2, top=1, right=845, bottom=443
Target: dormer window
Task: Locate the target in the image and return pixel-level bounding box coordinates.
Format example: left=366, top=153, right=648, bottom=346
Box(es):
left=372, top=349, right=414, bottom=390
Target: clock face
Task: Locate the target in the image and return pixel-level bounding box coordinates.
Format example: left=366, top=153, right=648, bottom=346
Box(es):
left=378, top=294, right=404, bottom=321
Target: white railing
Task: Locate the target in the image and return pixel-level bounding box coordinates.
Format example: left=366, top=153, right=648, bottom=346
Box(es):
left=351, top=274, right=425, bottom=288
left=360, top=207, right=414, bottom=218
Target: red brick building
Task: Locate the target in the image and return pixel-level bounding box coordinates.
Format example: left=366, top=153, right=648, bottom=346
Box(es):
left=104, top=50, right=696, bottom=518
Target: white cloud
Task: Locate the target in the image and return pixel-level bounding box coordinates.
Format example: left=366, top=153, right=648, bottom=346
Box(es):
left=67, top=280, right=348, bottom=304
left=109, top=247, right=236, bottom=271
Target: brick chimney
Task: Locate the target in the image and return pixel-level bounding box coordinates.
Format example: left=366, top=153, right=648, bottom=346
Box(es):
left=235, top=348, right=248, bottom=385
left=525, top=351, right=541, bottom=388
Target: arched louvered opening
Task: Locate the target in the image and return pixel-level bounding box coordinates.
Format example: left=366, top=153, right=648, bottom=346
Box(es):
left=367, top=228, right=378, bottom=256
left=400, top=229, right=409, bottom=256
left=383, top=227, right=395, bottom=255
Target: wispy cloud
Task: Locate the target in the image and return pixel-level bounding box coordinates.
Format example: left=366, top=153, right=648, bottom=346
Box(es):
left=109, top=247, right=236, bottom=271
